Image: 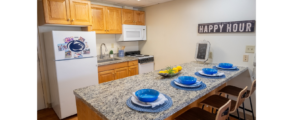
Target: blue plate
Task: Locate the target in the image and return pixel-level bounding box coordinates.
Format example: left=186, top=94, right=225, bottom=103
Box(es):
left=135, top=89, right=159, bottom=102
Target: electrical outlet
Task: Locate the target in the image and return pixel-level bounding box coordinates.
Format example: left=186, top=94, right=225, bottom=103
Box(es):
left=245, top=46, right=255, bottom=53
left=243, top=55, right=249, bottom=62
left=111, top=43, right=114, bottom=48
left=208, top=52, right=212, bottom=59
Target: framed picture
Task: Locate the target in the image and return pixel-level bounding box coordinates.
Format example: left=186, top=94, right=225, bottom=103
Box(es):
left=83, top=48, right=90, bottom=54
left=74, top=52, right=83, bottom=58
left=57, top=43, right=66, bottom=51
left=65, top=50, right=71, bottom=58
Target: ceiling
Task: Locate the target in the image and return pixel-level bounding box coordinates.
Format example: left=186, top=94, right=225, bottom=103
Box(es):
left=89, top=0, right=173, bottom=8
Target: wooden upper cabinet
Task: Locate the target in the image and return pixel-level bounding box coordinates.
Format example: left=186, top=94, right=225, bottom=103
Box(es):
left=115, top=67, right=128, bottom=79
left=69, top=0, right=92, bottom=25
left=122, top=9, right=145, bottom=25
left=88, top=5, right=107, bottom=33
left=42, top=0, right=71, bottom=24
left=106, top=7, right=122, bottom=34
left=99, top=70, right=115, bottom=83
left=134, top=11, right=145, bottom=25
left=42, top=0, right=92, bottom=25
left=129, top=65, right=138, bottom=76
left=122, top=9, right=135, bottom=25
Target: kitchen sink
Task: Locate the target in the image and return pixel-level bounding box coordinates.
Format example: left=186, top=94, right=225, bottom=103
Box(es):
left=97, top=58, right=122, bottom=63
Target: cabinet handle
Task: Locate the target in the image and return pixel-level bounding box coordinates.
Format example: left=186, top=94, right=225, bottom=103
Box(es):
left=67, top=18, right=70, bottom=21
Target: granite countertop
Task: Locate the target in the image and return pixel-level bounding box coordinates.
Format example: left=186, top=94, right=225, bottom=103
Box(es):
left=97, top=55, right=139, bottom=66
left=74, top=61, right=248, bottom=120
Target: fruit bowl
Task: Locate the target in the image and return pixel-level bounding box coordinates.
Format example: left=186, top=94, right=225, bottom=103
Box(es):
left=158, top=66, right=182, bottom=77
left=158, top=72, right=181, bottom=77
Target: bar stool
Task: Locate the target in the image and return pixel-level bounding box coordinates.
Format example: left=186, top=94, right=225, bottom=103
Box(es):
left=200, top=86, right=248, bottom=120
left=175, top=100, right=231, bottom=120
left=218, top=80, right=256, bottom=120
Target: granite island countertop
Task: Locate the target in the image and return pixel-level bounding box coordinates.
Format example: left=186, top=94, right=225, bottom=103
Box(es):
left=74, top=61, right=248, bottom=120
left=97, top=56, right=139, bottom=66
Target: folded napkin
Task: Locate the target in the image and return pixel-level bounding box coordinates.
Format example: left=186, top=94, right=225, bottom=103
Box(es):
left=132, top=92, right=168, bottom=108
left=198, top=70, right=224, bottom=76
left=174, top=79, right=202, bottom=87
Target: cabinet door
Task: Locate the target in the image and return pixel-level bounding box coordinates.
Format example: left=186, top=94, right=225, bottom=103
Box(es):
left=99, top=70, right=115, bottom=83
left=42, top=0, right=71, bottom=24
left=122, top=9, right=135, bottom=25
left=115, top=67, right=129, bottom=79
left=89, top=5, right=107, bottom=33
left=69, top=0, right=92, bottom=25
left=106, top=7, right=122, bottom=34
left=134, top=11, right=145, bottom=25
left=129, top=65, right=139, bottom=76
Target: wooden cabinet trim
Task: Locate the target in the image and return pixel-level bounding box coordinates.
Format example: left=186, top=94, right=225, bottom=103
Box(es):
left=128, top=60, right=138, bottom=66
left=98, top=62, right=128, bottom=72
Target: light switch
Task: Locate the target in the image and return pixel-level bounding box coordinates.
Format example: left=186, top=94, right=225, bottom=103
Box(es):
left=245, top=46, right=255, bottom=53
left=243, top=55, right=249, bottom=62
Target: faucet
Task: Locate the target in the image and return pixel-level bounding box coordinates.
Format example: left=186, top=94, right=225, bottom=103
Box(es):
left=100, top=43, right=108, bottom=59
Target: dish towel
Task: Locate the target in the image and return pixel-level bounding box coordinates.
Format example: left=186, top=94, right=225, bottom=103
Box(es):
left=132, top=92, right=168, bottom=108
left=198, top=70, right=224, bottom=76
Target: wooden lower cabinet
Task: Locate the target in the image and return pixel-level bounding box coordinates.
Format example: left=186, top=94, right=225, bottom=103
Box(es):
left=98, top=60, right=139, bottom=84
left=115, top=67, right=129, bottom=79
left=129, top=65, right=138, bottom=76
left=98, top=70, right=115, bottom=83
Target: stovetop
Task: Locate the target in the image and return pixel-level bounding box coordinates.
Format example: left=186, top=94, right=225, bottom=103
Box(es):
left=125, top=51, right=153, bottom=59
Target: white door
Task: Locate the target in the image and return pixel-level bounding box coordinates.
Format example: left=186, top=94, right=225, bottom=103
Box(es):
left=36, top=48, right=45, bottom=111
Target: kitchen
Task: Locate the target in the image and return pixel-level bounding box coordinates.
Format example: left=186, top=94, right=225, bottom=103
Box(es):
left=37, top=0, right=257, bottom=118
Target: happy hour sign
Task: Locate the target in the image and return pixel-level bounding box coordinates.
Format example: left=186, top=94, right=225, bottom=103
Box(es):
left=198, top=20, right=255, bottom=33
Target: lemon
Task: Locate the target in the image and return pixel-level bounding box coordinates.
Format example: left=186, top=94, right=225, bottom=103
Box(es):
left=164, top=70, right=168, bottom=73
left=159, top=71, right=165, bottom=73
left=172, top=68, right=178, bottom=73
left=177, top=66, right=182, bottom=71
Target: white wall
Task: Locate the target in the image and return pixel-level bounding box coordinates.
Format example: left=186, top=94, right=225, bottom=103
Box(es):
left=140, top=0, right=256, bottom=116
left=96, top=34, right=139, bottom=55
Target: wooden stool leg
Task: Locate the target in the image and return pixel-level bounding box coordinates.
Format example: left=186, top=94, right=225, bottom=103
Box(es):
left=242, top=103, right=246, bottom=120
left=249, top=96, right=255, bottom=120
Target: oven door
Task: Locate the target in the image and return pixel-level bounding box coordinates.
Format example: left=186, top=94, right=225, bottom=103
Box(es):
left=123, top=28, right=145, bottom=41
left=138, top=62, right=154, bottom=74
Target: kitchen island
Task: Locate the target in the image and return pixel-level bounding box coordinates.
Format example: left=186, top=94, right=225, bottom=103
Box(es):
left=74, top=61, right=249, bottom=120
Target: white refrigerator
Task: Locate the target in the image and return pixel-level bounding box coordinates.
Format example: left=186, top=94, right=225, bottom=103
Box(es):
left=43, top=31, right=99, bottom=119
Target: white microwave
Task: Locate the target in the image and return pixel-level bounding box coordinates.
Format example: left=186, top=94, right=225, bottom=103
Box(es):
left=116, top=25, right=146, bottom=41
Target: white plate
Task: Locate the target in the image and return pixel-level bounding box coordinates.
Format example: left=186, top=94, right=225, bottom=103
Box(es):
left=198, top=71, right=224, bottom=77
left=216, top=65, right=238, bottom=70
left=131, top=96, right=151, bottom=107
left=131, top=93, right=167, bottom=107
left=174, top=79, right=202, bottom=88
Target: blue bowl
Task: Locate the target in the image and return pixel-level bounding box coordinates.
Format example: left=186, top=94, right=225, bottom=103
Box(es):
left=202, top=68, right=218, bottom=75
left=135, top=89, right=159, bottom=102
left=178, top=76, right=197, bottom=85
left=219, top=63, right=233, bottom=68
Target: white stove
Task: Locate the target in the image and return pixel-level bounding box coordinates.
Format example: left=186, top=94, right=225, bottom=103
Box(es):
left=125, top=51, right=154, bottom=74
